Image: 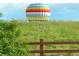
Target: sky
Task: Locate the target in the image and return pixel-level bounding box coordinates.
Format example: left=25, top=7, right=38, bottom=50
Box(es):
left=0, top=0, right=79, bottom=3
left=0, top=3, right=79, bottom=21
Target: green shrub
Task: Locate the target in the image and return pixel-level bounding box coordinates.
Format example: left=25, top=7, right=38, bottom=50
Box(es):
left=0, top=20, right=28, bottom=56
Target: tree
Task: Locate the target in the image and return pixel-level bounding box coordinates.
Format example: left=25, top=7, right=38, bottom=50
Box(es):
left=0, top=13, right=3, bottom=17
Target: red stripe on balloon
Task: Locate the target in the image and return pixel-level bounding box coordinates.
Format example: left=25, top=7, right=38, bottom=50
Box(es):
left=26, top=9, right=50, bottom=12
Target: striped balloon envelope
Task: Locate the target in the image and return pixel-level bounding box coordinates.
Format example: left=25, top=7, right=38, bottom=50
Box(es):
left=26, top=3, right=51, bottom=22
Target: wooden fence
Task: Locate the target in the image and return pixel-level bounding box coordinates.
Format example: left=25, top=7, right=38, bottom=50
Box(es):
left=27, top=39, right=79, bottom=56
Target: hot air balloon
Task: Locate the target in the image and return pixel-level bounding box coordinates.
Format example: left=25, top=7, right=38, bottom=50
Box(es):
left=26, top=3, right=51, bottom=22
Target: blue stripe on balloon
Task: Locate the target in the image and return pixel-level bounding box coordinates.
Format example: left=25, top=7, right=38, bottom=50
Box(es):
left=26, top=13, right=50, bottom=16
left=27, top=5, right=48, bottom=8
left=27, top=15, right=49, bottom=16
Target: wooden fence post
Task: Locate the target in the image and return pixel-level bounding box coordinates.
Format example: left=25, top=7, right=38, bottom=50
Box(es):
left=40, top=39, right=44, bottom=56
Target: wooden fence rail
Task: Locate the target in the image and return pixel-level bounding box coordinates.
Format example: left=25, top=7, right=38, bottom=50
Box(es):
left=27, top=39, right=79, bottom=56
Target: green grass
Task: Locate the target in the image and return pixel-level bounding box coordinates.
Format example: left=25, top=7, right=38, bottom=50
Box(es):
left=21, top=21, right=79, bottom=41
left=18, top=21, right=79, bottom=56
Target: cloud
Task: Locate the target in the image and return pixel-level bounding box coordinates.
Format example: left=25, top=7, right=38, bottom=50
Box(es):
left=0, top=3, right=9, bottom=10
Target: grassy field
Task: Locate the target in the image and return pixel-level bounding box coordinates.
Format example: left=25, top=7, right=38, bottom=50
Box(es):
left=19, top=21, right=79, bottom=56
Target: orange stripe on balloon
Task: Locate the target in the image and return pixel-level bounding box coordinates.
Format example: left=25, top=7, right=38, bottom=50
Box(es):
left=26, top=8, right=50, bottom=12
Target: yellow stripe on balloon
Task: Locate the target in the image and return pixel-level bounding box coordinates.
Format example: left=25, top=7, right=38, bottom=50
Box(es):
left=27, top=8, right=49, bottom=10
